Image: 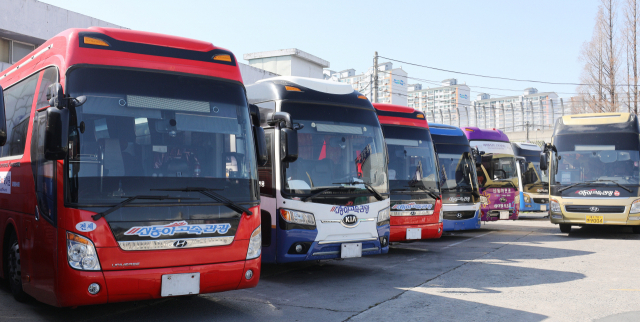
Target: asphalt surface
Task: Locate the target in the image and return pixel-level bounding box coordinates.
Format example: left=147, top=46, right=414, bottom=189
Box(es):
left=2, top=214, right=640, bottom=322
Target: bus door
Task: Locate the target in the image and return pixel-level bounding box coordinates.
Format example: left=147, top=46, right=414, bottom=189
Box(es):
left=26, top=84, right=59, bottom=303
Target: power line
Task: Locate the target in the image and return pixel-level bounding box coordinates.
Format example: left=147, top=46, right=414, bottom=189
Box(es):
left=380, top=55, right=639, bottom=87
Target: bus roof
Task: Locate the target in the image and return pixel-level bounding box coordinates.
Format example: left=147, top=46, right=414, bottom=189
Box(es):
left=460, top=127, right=510, bottom=142
left=372, top=103, right=427, bottom=128
left=512, top=142, right=541, bottom=156
left=246, top=76, right=373, bottom=112
left=553, top=112, right=639, bottom=136
left=0, top=27, right=242, bottom=88
left=429, top=124, right=470, bottom=145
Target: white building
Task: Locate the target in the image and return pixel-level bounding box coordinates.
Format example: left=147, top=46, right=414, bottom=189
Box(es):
left=407, top=78, right=471, bottom=126
left=327, top=62, right=408, bottom=106
left=0, top=0, right=125, bottom=72
left=244, top=48, right=329, bottom=79
left=473, top=88, right=559, bottom=131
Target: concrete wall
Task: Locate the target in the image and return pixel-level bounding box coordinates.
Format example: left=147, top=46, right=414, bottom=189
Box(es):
left=0, top=0, right=125, bottom=46
left=239, top=63, right=279, bottom=85
left=290, top=55, right=323, bottom=78
left=247, top=56, right=292, bottom=77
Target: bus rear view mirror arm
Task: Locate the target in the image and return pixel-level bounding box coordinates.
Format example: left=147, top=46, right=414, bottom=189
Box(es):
left=47, top=83, right=87, bottom=109
left=267, top=112, right=293, bottom=129
left=0, top=87, right=7, bottom=146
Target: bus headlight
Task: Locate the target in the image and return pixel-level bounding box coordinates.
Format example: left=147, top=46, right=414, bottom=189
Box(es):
left=550, top=199, right=561, bottom=213
left=246, top=226, right=261, bottom=260
left=438, top=207, right=443, bottom=223
left=279, top=209, right=316, bottom=226
left=630, top=199, right=640, bottom=214
left=523, top=193, right=531, bottom=203
left=377, top=207, right=390, bottom=224
left=67, top=232, right=101, bottom=271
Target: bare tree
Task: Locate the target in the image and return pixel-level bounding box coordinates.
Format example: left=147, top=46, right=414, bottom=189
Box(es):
left=624, top=0, right=639, bottom=113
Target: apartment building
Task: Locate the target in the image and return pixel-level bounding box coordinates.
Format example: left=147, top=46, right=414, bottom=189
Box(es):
left=407, top=79, right=471, bottom=125
left=325, top=62, right=408, bottom=105
left=473, top=88, right=559, bottom=131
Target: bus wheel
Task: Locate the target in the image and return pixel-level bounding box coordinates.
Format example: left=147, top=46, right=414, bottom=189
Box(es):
left=559, top=224, right=571, bottom=233
left=6, top=231, right=28, bottom=302
left=632, top=226, right=640, bottom=234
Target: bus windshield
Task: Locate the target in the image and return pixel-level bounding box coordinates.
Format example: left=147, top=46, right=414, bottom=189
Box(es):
left=281, top=102, right=388, bottom=196
left=66, top=67, right=258, bottom=205
left=552, top=134, right=640, bottom=185
left=435, top=144, right=477, bottom=193
left=383, top=125, right=439, bottom=192
left=471, top=140, right=518, bottom=189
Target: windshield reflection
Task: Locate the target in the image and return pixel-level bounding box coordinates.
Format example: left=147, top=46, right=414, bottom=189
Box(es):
left=477, top=154, right=518, bottom=188
left=553, top=149, right=640, bottom=185
left=384, top=125, right=439, bottom=193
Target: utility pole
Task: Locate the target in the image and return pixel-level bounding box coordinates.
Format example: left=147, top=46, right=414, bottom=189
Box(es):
left=373, top=52, right=378, bottom=103
left=525, top=121, right=530, bottom=142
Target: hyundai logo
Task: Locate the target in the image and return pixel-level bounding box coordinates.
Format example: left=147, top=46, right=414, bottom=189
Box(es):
left=589, top=207, right=599, bottom=212
left=173, top=240, right=188, bottom=248
left=456, top=213, right=463, bottom=219
left=342, top=214, right=358, bottom=227
left=500, top=197, right=507, bottom=203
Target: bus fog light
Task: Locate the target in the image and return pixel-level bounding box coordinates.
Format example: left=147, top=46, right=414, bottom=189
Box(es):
left=246, top=226, right=262, bottom=260
left=630, top=199, right=640, bottom=214
left=67, top=232, right=101, bottom=271
left=552, top=214, right=563, bottom=219
left=629, top=216, right=640, bottom=221
left=88, top=283, right=100, bottom=295
left=379, top=236, right=388, bottom=247
left=245, top=269, right=253, bottom=280
left=295, top=244, right=303, bottom=253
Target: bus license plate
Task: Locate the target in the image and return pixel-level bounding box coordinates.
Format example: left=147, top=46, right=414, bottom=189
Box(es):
left=406, top=228, right=422, bottom=240
left=161, top=273, right=200, bottom=297
left=586, top=216, right=604, bottom=224
left=499, top=211, right=509, bottom=219
left=540, top=205, right=547, bottom=211
left=341, top=243, right=362, bottom=258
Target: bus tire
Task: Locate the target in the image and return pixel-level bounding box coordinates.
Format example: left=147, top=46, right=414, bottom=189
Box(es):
left=632, top=226, right=640, bottom=234
left=5, top=231, right=28, bottom=302
left=559, top=224, right=571, bottom=233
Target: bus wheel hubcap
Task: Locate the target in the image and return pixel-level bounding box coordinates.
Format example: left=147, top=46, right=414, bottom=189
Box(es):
left=8, top=242, right=20, bottom=285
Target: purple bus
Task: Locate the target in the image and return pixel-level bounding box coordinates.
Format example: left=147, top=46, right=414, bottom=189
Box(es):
left=462, top=127, right=520, bottom=221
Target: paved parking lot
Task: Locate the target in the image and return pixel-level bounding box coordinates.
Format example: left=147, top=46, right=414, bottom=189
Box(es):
left=2, top=215, right=640, bottom=322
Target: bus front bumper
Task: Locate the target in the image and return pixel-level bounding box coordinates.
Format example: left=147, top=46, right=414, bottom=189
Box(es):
left=390, top=222, right=443, bottom=242
left=57, top=258, right=260, bottom=307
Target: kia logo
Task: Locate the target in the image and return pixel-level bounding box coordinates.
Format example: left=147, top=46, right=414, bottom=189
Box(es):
left=342, top=214, right=358, bottom=227
left=589, top=207, right=599, bottom=212
left=456, top=213, right=463, bottom=219
left=500, top=197, right=507, bottom=203
left=173, top=240, right=188, bottom=248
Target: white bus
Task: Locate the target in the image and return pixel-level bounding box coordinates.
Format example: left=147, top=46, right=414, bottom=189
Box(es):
left=247, top=77, right=390, bottom=263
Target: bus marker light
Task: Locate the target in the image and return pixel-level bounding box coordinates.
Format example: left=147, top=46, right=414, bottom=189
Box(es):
left=285, top=86, right=302, bottom=92
left=357, top=95, right=368, bottom=100
left=213, top=54, right=232, bottom=62
left=88, top=283, right=100, bottom=295
left=83, top=37, right=110, bottom=47
left=417, top=114, right=424, bottom=118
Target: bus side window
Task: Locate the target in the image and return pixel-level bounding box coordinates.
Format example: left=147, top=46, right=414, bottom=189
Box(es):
left=258, top=129, right=275, bottom=197
left=2, top=71, right=38, bottom=157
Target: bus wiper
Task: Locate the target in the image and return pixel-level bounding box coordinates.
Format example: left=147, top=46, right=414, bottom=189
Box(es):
left=593, top=179, right=633, bottom=193
left=333, top=181, right=385, bottom=201
left=152, top=187, right=254, bottom=216
left=302, top=186, right=351, bottom=202
left=558, top=181, right=597, bottom=193
left=92, top=195, right=199, bottom=221
left=404, top=184, right=441, bottom=200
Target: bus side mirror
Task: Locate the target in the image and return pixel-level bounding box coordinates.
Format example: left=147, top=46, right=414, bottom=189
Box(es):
left=254, top=126, right=268, bottom=166
left=540, top=153, right=549, bottom=171
left=519, top=160, right=526, bottom=176
left=47, top=83, right=67, bottom=109
left=44, top=107, right=67, bottom=160
left=249, top=104, right=261, bottom=125
left=280, top=128, right=298, bottom=163
left=471, top=147, right=482, bottom=166
left=0, top=87, right=7, bottom=146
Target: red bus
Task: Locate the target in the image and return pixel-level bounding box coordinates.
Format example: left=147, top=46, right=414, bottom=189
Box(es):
left=373, top=104, right=443, bottom=242
left=0, top=27, right=267, bottom=307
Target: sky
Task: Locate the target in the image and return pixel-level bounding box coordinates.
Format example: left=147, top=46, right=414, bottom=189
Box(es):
left=40, top=0, right=600, bottom=99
